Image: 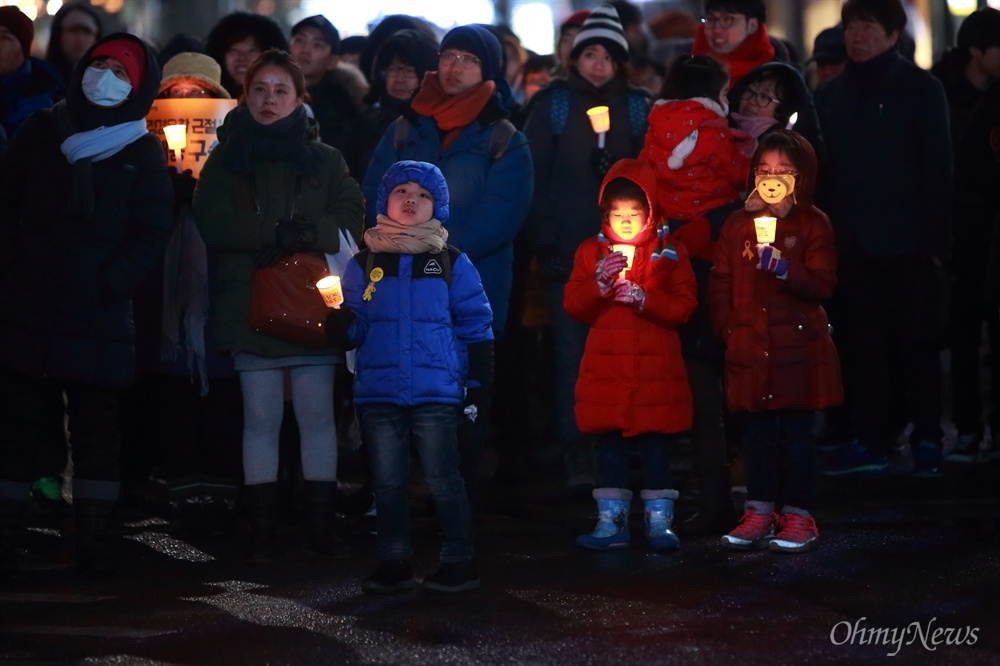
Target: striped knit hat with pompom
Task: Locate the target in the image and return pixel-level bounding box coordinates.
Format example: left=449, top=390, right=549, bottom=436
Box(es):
left=570, top=4, right=629, bottom=63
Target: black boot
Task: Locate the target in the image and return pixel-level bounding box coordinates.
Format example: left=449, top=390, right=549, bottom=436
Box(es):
left=73, top=498, right=119, bottom=575
left=243, top=483, right=279, bottom=565
left=303, top=481, right=349, bottom=559
left=678, top=465, right=737, bottom=536
left=1, top=498, right=25, bottom=578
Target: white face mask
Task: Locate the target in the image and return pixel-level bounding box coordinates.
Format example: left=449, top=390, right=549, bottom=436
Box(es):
left=82, top=66, right=133, bottom=107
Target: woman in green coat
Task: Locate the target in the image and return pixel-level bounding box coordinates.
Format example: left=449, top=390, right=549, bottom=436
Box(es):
left=193, top=49, right=364, bottom=563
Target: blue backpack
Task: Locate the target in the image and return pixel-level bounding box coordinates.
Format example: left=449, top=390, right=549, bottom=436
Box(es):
left=548, top=87, right=650, bottom=140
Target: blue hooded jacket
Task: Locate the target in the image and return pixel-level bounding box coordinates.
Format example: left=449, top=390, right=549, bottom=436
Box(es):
left=346, top=161, right=493, bottom=406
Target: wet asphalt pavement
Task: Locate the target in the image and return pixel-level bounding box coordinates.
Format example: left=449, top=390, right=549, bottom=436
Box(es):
left=2, top=456, right=998, bottom=666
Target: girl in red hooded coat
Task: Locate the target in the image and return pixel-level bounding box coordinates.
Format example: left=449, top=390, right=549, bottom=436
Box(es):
left=710, top=130, right=842, bottom=554
left=564, top=159, right=697, bottom=552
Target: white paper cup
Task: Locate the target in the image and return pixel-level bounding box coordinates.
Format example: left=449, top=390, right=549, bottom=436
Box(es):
left=316, top=275, right=343, bottom=308
left=754, top=216, right=777, bottom=244
left=587, top=106, right=610, bottom=134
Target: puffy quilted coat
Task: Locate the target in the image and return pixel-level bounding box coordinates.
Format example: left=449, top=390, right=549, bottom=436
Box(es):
left=639, top=97, right=752, bottom=224
left=564, top=160, right=698, bottom=436
left=709, top=130, right=842, bottom=413
left=361, top=88, right=533, bottom=335
left=343, top=247, right=494, bottom=407
left=0, top=34, right=172, bottom=388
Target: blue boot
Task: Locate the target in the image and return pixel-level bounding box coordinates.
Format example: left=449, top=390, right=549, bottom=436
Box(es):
left=642, top=489, right=680, bottom=552
left=575, top=488, right=632, bottom=550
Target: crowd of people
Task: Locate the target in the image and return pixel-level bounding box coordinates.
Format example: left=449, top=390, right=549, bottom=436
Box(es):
left=1, top=0, right=999, bottom=594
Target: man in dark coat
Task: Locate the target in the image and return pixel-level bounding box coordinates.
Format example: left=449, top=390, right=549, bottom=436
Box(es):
left=0, top=33, right=172, bottom=575
left=930, top=8, right=1000, bottom=460
left=815, top=0, right=952, bottom=478
left=289, top=15, right=367, bottom=179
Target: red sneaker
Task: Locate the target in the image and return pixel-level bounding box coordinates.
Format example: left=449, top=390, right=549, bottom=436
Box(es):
left=769, top=514, right=819, bottom=553
left=720, top=510, right=778, bottom=550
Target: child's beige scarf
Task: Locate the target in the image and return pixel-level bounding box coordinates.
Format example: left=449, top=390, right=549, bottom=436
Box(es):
left=363, top=214, right=449, bottom=255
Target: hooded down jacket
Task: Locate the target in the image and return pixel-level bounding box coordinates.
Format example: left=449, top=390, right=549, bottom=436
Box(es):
left=709, top=130, right=842, bottom=413
left=564, top=159, right=698, bottom=436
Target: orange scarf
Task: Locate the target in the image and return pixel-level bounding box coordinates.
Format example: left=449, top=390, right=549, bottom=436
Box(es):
left=693, top=23, right=776, bottom=86
left=411, top=73, right=497, bottom=150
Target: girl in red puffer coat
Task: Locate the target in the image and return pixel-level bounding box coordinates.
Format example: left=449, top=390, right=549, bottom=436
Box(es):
left=710, top=130, right=841, bottom=555
left=564, top=158, right=697, bottom=553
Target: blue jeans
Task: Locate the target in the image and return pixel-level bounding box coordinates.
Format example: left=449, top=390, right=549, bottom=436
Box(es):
left=358, top=403, right=473, bottom=562
left=742, top=409, right=817, bottom=511
left=597, top=431, right=673, bottom=490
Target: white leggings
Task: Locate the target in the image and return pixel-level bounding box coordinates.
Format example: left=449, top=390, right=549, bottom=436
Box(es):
left=239, top=365, right=337, bottom=485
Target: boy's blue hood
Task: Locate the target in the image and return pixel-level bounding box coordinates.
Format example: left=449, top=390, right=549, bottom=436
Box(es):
left=377, top=160, right=450, bottom=223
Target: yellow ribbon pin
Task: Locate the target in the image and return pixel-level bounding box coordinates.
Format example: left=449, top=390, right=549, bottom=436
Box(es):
left=742, top=240, right=754, bottom=260
left=363, top=267, right=384, bottom=301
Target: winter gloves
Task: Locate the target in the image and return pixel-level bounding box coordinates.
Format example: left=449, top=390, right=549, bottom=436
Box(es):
left=595, top=251, right=629, bottom=295
left=757, top=245, right=788, bottom=279
left=253, top=218, right=317, bottom=269
left=323, top=307, right=357, bottom=349
left=613, top=280, right=645, bottom=309
left=465, top=339, right=495, bottom=421
left=168, top=167, right=197, bottom=212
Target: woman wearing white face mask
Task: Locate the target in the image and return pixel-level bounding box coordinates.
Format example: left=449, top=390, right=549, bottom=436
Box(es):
left=0, top=33, right=172, bottom=576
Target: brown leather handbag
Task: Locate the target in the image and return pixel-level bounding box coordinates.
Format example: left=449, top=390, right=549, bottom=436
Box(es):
left=249, top=252, right=331, bottom=348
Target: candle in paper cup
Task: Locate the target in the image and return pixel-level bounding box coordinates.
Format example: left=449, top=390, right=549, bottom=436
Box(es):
left=163, top=123, right=187, bottom=170
left=316, top=275, right=344, bottom=308
left=586, top=106, right=610, bottom=134
left=754, top=216, right=777, bottom=244
left=614, top=245, right=636, bottom=279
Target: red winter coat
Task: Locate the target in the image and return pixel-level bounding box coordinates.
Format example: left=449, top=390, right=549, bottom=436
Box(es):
left=565, top=160, right=698, bottom=436
left=709, top=130, right=842, bottom=413
left=639, top=98, right=753, bottom=263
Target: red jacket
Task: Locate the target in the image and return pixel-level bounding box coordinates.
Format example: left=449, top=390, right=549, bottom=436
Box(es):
left=565, top=160, right=698, bottom=436
left=640, top=98, right=753, bottom=224
left=709, top=131, right=842, bottom=413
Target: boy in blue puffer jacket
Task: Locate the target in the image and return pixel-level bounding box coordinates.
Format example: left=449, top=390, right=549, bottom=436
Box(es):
left=326, top=161, right=493, bottom=595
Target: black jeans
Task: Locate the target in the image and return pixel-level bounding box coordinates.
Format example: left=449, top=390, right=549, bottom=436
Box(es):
left=742, top=409, right=816, bottom=512
left=0, top=366, right=119, bottom=486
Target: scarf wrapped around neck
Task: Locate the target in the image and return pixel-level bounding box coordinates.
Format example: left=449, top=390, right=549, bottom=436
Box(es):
left=364, top=214, right=448, bottom=255
left=693, top=23, right=776, bottom=85
left=218, top=104, right=323, bottom=175
left=410, top=73, right=496, bottom=150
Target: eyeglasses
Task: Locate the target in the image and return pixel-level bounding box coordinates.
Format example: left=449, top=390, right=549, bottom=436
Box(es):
left=439, top=51, right=481, bottom=70
left=755, top=167, right=798, bottom=177
left=700, top=13, right=744, bottom=29
left=384, top=64, right=417, bottom=79
left=742, top=87, right=781, bottom=106
left=161, top=86, right=215, bottom=99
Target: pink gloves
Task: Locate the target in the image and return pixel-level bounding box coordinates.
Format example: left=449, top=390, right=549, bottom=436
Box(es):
left=613, top=280, right=645, bottom=309
left=596, top=252, right=629, bottom=295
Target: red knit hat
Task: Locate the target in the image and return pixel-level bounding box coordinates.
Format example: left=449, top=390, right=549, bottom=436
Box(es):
left=0, top=6, right=34, bottom=59
left=90, top=37, right=146, bottom=90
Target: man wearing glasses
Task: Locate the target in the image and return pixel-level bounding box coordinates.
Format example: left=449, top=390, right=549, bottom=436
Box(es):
left=361, top=24, right=534, bottom=501
left=692, top=0, right=791, bottom=86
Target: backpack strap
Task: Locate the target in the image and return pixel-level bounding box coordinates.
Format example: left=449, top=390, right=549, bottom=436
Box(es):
left=549, top=87, right=570, bottom=137
left=392, top=115, right=412, bottom=152
left=364, top=248, right=455, bottom=288
left=627, top=92, right=649, bottom=139
left=488, top=119, right=517, bottom=162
